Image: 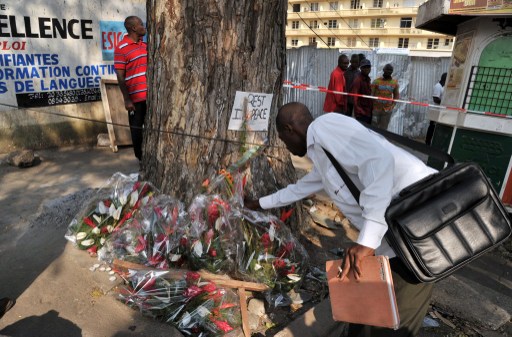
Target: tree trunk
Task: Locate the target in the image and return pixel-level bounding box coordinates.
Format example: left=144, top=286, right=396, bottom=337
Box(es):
left=144, top=0, right=307, bottom=231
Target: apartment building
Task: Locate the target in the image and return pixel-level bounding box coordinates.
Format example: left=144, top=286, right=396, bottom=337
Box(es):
left=286, top=0, right=454, bottom=55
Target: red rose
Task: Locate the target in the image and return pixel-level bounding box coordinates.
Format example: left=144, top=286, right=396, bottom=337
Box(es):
left=183, top=285, right=203, bottom=298
left=207, top=202, right=220, bottom=224
left=180, top=237, right=188, bottom=247
left=186, top=271, right=200, bottom=283
left=273, top=258, right=287, bottom=269
left=208, top=248, right=217, bottom=257
left=261, top=232, right=272, bottom=248
left=202, top=282, right=216, bottom=293
left=213, top=320, right=233, bottom=333
left=83, top=217, right=95, bottom=228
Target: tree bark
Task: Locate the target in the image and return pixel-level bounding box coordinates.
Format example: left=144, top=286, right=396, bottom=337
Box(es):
left=144, top=0, right=306, bottom=231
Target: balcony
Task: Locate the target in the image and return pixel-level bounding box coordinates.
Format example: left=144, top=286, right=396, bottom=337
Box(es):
left=286, top=27, right=443, bottom=36
left=287, top=7, right=419, bottom=19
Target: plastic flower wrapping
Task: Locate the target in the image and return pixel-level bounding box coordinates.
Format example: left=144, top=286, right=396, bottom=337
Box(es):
left=233, top=209, right=309, bottom=293
left=117, top=269, right=242, bottom=337
left=186, top=194, right=241, bottom=274
left=65, top=173, right=156, bottom=255
left=98, top=195, right=188, bottom=269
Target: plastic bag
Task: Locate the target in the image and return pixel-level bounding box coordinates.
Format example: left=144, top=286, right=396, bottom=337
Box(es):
left=65, top=173, right=156, bottom=255
left=98, top=195, right=187, bottom=269
left=186, top=195, right=241, bottom=274
left=234, top=209, right=309, bottom=292
left=117, top=269, right=242, bottom=336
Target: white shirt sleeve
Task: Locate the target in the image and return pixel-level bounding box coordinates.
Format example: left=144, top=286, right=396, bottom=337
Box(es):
left=259, top=166, right=324, bottom=209
left=432, top=83, right=443, bottom=100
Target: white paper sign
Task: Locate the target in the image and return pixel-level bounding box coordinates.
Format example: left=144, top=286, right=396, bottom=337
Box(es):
left=228, top=91, right=273, bottom=131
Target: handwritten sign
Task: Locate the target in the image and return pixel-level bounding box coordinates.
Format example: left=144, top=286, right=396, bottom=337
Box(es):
left=228, top=91, right=273, bottom=131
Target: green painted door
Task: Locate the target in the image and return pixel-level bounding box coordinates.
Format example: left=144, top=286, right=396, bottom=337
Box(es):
left=467, top=36, right=512, bottom=116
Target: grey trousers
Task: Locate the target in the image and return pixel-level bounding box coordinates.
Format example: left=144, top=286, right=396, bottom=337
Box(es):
left=346, top=258, right=433, bottom=337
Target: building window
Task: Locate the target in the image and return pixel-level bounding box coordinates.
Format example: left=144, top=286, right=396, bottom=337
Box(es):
left=309, top=20, right=319, bottom=29
left=329, top=1, right=339, bottom=10
left=292, top=4, right=300, bottom=12
left=373, top=0, right=383, bottom=8
left=427, top=38, right=439, bottom=49
left=350, top=0, right=361, bottom=9
left=400, top=17, right=413, bottom=28
left=309, top=37, right=317, bottom=44
left=291, top=21, right=300, bottom=29
left=310, top=2, right=319, bottom=11
left=328, top=20, right=338, bottom=29
left=347, top=37, right=357, bottom=47
left=348, top=19, right=359, bottom=29
left=445, top=38, right=453, bottom=46
left=398, top=38, right=409, bottom=48
left=327, top=37, right=336, bottom=46
left=369, top=37, right=380, bottom=48
left=371, top=18, right=386, bottom=28
left=291, top=39, right=299, bottom=47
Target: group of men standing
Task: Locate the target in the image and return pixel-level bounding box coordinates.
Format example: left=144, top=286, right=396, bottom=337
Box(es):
left=323, top=53, right=399, bottom=130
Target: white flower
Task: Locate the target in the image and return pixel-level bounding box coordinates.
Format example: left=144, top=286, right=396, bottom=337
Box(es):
left=215, top=217, right=223, bottom=231
left=286, top=274, right=301, bottom=282
left=93, top=214, right=102, bottom=224
left=80, top=239, right=95, bottom=247
left=92, top=227, right=100, bottom=235
left=119, top=190, right=129, bottom=206
left=192, top=241, right=203, bottom=257
left=170, top=254, right=181, bottom=262
left=113, top=206, right=122, bottom=220
left=76, top=232, right=87, bottom=241
left=107, top=225, right=114, bottom=233
left=98, top=201, right=109, bottom=214
left=100, top=238, right=106, bottom=245
left=129, top=190, right=139, bottom=207
left=254, top=263, right=262, bottom=271
left=269, top=224, right=276, bottom=242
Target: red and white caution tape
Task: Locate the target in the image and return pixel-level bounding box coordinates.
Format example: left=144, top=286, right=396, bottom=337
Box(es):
left=283, top=80, right=512, bottom=120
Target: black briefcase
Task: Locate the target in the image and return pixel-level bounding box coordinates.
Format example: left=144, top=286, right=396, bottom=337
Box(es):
left=323, top=124, right=512, bottom=283
left=384, top=162, right=511, bottom=283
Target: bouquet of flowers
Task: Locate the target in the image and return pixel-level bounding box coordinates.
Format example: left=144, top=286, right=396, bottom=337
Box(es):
left=65, top=173, right=155, bottom=255
left=117, top=269, right=242, bottom=336
left=234, top=209, right=309, bottom=293
left=98, top=195, right=188, bottom=269
left=186, top=194, right=241, bottom=274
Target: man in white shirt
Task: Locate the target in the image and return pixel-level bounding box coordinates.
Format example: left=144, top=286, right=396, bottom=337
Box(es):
left=426, top=73, right=447, bottom=145
left=245, top=102, right=436, bottom=337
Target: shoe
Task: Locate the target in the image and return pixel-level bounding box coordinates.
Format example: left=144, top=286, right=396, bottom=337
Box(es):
left=0, top=298, right=16, bottom=319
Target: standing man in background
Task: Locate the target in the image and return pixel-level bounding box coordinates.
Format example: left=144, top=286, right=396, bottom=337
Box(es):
left=351, top=59, right=373, bottom=124
left=323, top=54, right=349, bottom=115
left=425, top=73, right=447, bottom=145
left=114, top=16, right=148, bottom=164
left=344, top=54, right=361, bottom=117
left=372, top=64, right=399, bottom=130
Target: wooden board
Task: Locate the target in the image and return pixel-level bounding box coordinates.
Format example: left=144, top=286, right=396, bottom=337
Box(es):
left=100, top=79, right=133, bottom=152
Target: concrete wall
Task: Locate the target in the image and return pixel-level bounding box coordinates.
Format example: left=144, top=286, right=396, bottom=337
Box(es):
left=0, top=0, right=145, bottom=153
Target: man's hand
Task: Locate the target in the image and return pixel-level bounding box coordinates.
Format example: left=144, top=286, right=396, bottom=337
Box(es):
left=339, top=243, right=375, bottom=281
left=244, top=198, right=261, bottom=210
left=124, top=98, right=135, bottom=112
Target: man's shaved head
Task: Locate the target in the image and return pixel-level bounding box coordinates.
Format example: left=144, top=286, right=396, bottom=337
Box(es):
left=276, top=102, right=313, bottom=132
left=275, top=102, right=313, bottom=157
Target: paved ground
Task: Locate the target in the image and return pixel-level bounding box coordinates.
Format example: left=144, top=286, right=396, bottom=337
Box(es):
left=0, top=146, right=181, bottom=337
left=0, top=146, right=510, bottom=337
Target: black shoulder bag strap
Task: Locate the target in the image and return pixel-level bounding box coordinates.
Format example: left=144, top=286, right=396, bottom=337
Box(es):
left=322, top=124, right=455, bottom=205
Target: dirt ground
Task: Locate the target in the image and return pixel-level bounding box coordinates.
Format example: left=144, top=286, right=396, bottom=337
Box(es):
left=0, top=146, right=509, bottom=337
